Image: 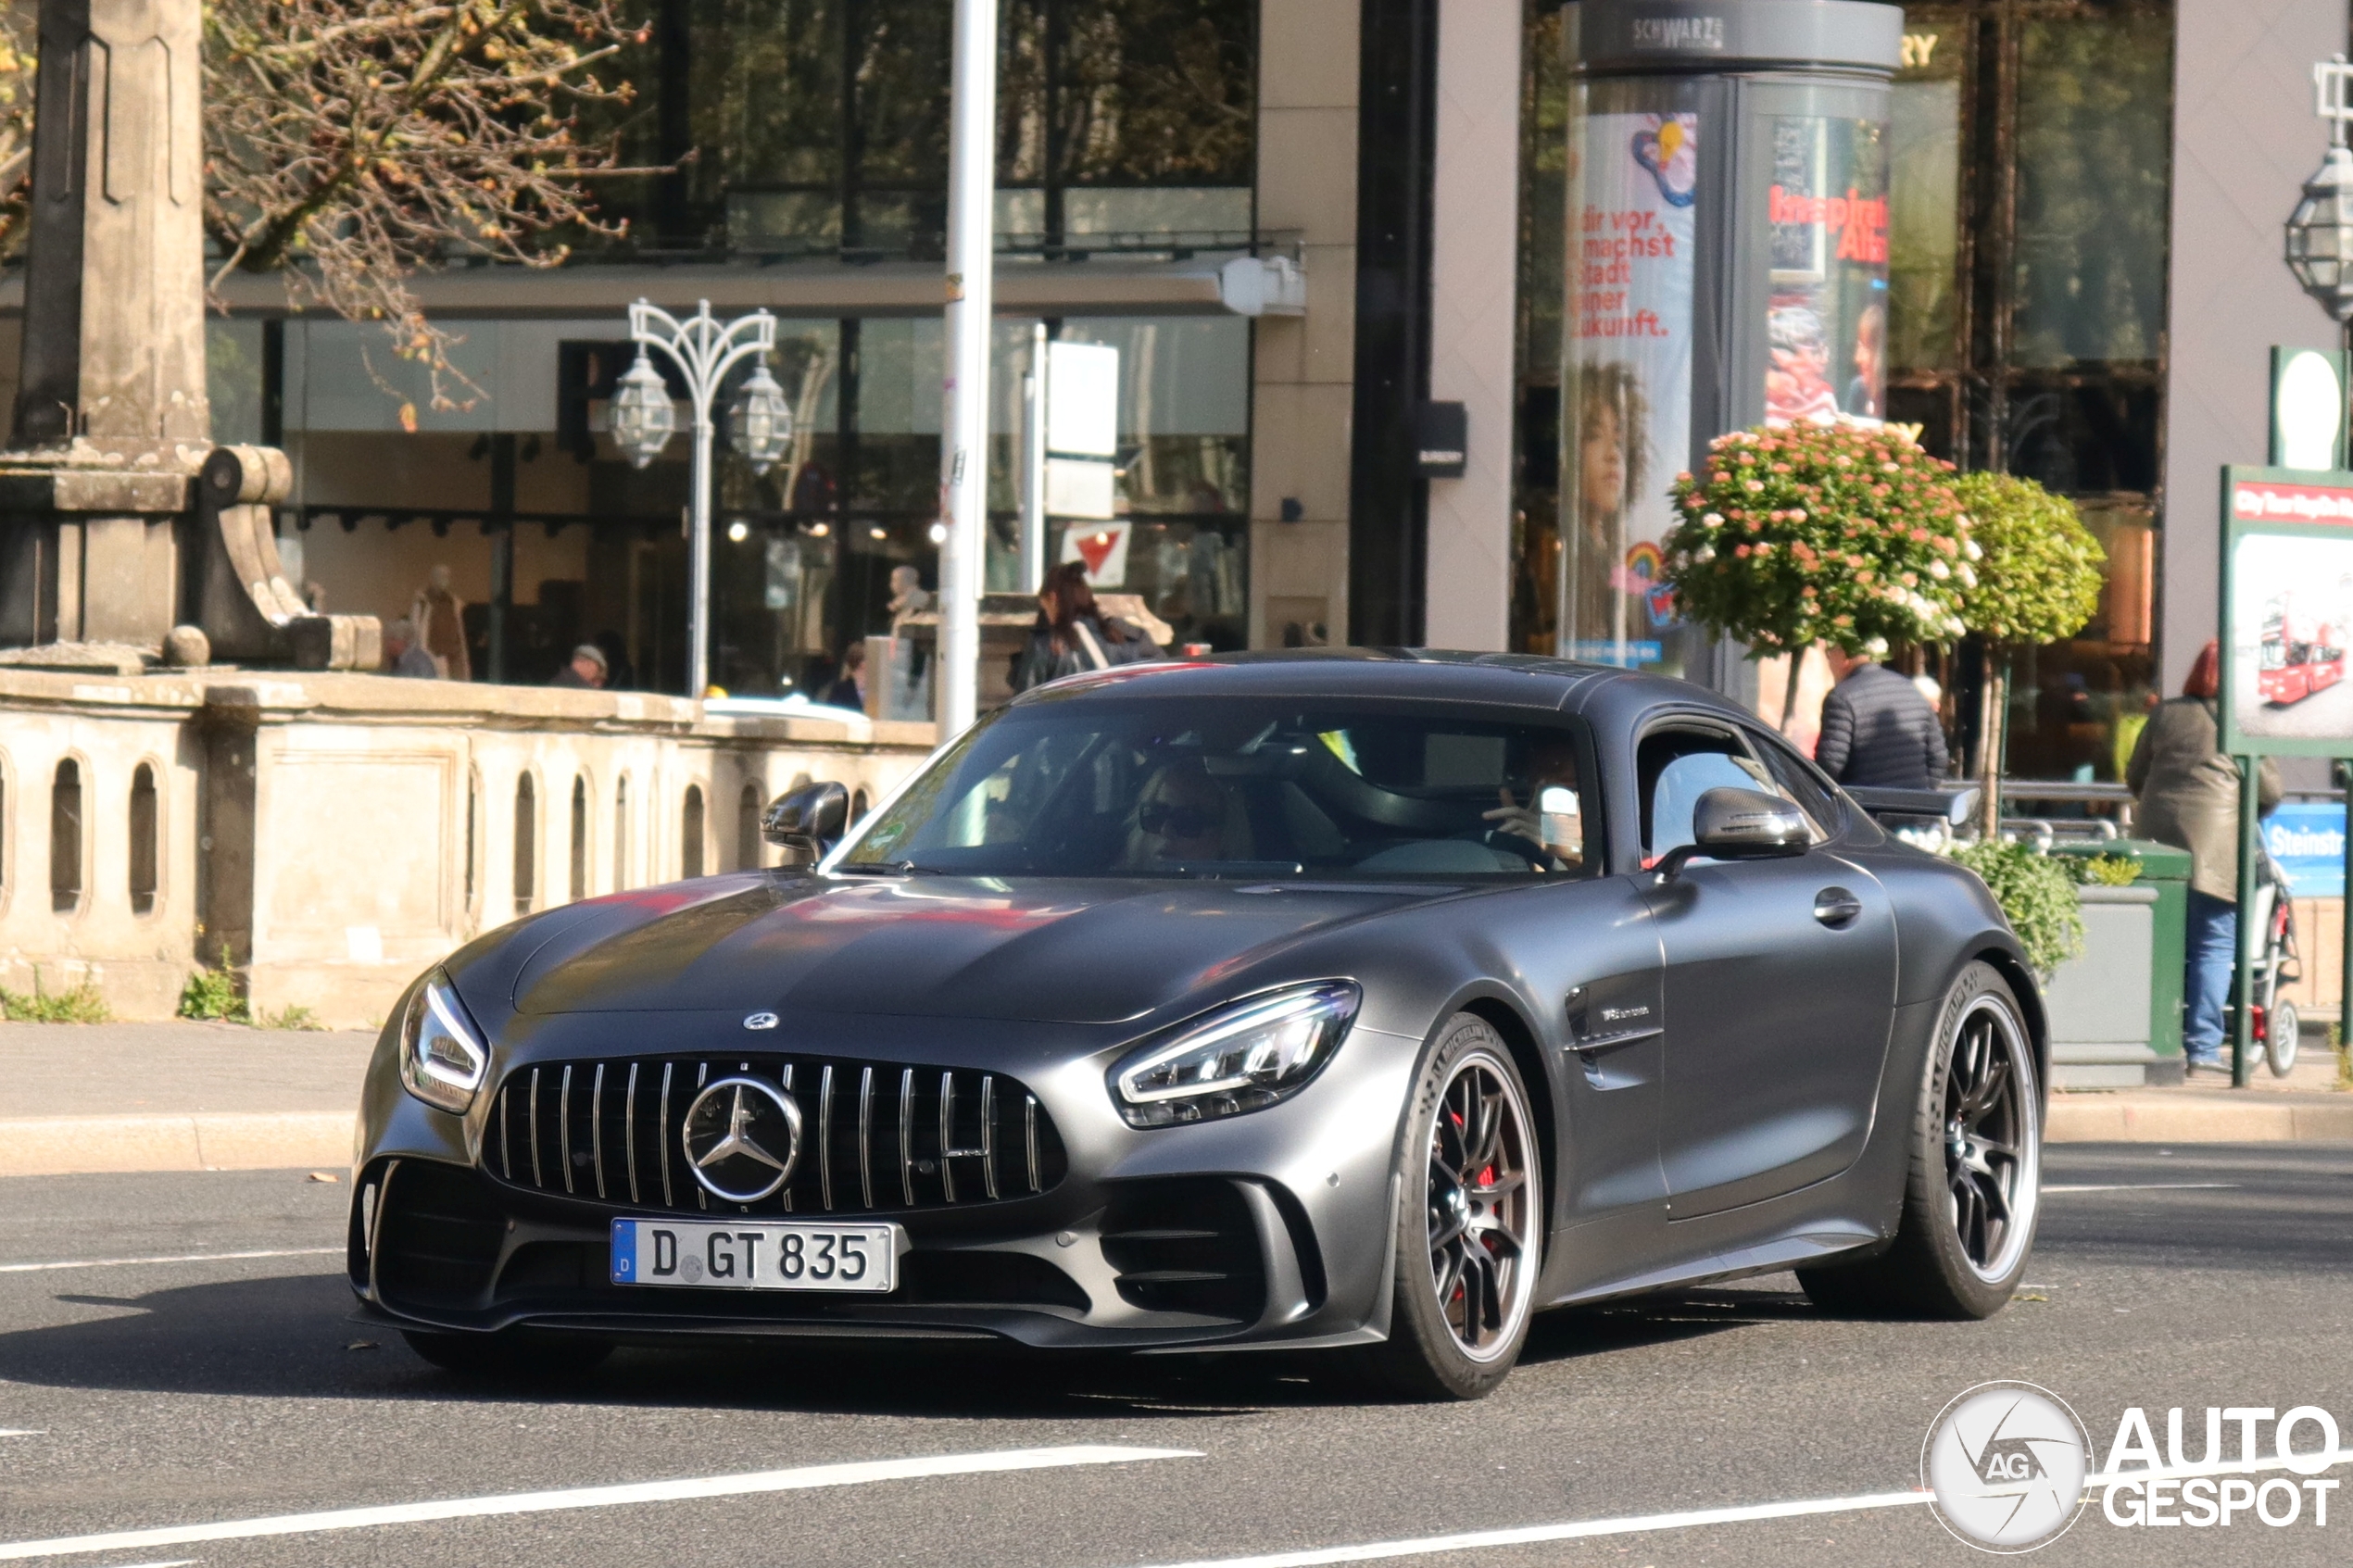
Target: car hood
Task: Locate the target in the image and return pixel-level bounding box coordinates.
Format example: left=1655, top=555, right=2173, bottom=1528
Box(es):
left=504, top=875, right=1449, bottom=1024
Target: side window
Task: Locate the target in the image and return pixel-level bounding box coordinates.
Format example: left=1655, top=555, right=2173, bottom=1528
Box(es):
left=1747, top=730, right=1842, bottom=840
left=1636, top=726, right=1783, bottom=860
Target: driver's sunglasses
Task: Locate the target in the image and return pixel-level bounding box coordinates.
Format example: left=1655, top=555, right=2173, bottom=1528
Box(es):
left=1138, top=801, right=1219, bottom=837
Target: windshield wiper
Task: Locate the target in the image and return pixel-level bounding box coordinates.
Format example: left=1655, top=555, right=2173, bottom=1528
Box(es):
left=831, top=859, right=946, bottom=876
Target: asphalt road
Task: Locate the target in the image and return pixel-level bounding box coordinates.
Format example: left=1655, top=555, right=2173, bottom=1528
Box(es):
left=2, top=1145, right=2350, bottom=1568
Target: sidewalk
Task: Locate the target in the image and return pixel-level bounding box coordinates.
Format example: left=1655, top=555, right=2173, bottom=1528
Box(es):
left=0, top=1020, right=372, bottom=1177
left=2048, top=1041, right=2353, bottom=1143
left=2, top=1021, right=2347, bottom=1180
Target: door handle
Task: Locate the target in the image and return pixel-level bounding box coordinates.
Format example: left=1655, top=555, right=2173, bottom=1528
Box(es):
left=1814, top=886, right=1863, bottom=928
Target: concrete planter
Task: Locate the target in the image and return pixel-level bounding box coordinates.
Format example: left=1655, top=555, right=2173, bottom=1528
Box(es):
left=2044, top=883, right=2185, bottom=1088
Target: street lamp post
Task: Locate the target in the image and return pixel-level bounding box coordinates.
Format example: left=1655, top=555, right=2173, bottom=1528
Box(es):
left=937, top=0, right=1000, bottom=736
left=2286, top=56, right=2353, bottom=323
left=613, top=298, right=794, bottom=697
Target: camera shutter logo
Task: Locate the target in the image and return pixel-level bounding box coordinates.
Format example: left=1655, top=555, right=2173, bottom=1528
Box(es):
left=1923, top=1382, right=2091, bottom=1552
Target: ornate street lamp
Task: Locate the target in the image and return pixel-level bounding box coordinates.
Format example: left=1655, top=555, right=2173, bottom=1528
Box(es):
left=620, top=298, right=786, bottom=696
left=728, top=360, right=794, bottom=475
left=611, top=355, right=677, bottom=469
left=2287, top=56, right=2353, bottom=321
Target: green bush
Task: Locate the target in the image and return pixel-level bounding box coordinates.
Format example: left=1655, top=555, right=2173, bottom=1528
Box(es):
left=1951, top=839, right=2084, bottom=978
left=2074, top=854, right=2142, bottom=887
left=0, top=970, right=111, bottom=1023
left=1949, top=471, right=2105, bottom=647
left=257, top=1004, right=326, bottom=1032
left=178, top=961, right=248, bottom=1022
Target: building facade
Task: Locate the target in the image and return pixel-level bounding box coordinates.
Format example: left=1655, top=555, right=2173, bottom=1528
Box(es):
left=0, top=0, right=2337, bottom=787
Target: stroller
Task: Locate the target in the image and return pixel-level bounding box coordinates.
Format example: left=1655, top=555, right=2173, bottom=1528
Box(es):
left=2233, top=847, right=2303, bottom=1078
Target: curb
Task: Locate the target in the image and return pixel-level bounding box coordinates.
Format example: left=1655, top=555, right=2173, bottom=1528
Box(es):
left=2048, top=1095, right=2353, bottom=1144
left=0, top=1113, right=355, bottom=1177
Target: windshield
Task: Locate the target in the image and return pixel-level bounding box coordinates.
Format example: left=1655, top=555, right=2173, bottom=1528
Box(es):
left=839, top=698, right=1598, bottom=880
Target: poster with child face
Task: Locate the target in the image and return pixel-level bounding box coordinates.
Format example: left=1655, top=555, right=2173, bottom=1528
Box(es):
left=1766, top=116, right=1890, bottom=427
left=1564, top=111, right=1697, bottom=667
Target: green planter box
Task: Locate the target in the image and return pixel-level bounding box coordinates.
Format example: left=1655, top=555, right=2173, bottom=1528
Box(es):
left=2044, top=839, right=2189, bottom=1087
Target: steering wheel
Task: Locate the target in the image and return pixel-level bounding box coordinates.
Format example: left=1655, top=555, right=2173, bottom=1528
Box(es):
left=1481, top=827, right=1552, bottom=870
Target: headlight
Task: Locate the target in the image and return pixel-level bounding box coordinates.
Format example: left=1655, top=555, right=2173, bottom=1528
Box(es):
left=397, top=971, right=490, bottom=1114
left=1110, top=981, right=1360, bottom=1128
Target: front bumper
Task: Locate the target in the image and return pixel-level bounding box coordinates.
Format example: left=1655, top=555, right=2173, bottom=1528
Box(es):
left=349, top=1011, right=1420, bottom=1351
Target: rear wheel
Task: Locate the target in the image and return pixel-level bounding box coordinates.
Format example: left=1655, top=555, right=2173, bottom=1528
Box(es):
left=401, top=1329, right=612, bottom=1381
left=1358, top=1014, right=1543, bottom=1400
left=1798, top=962, right=2040, bottom=1319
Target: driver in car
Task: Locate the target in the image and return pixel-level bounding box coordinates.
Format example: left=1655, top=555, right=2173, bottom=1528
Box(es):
left=1482, top=735, right=1585, bottom=872
left=1124, top=759, right=1255, bottom=868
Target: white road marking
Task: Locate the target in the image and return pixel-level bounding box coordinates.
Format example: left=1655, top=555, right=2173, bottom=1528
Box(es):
left=0, top=1248, right=339, bottom=1275
left=1116, top=1449, right=2353, bottom=1568
left=0, top=1445, right=1198, bottom=1562
left=2044, top=1183, right=2238, bottom=1194
left=0, top=1430, right=42, bottom=1438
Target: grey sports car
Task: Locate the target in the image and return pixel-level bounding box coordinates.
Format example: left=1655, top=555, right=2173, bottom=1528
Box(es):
left=348, top=652, right=2043, bottom=1399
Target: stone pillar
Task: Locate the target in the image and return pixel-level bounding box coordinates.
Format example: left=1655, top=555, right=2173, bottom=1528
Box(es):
left=14, top=0, right=210, bottom=448
left=0, top=0, right=208, bottom=659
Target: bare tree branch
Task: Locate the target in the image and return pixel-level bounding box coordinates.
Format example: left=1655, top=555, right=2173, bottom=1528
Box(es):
left=0, top=0, right=637, bottom=414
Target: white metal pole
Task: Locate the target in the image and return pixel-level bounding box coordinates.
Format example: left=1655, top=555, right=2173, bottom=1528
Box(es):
left=1022, top=320, right=1048, bottom=594
left=937, top=0, right=998, bottom=736
left=688, top=406, right=713, bottom=697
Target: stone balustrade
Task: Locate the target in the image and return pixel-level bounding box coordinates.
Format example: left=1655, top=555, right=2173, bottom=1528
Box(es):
left=0, top=671, right=936, bottom=1026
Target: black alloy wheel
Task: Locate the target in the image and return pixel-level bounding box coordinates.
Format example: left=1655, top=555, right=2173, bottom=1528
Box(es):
left=1942, top=987, right=2037, bottom=1283
left=1797, top=961, right=2041, bottom=1319
left=1358, top=1013, right=1542, bottom=1399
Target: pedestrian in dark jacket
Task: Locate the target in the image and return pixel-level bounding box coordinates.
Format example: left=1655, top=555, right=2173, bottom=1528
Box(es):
left=1009, top=561, right=1163, bottom=692
left=1814, top=648, right=1949, bottom=788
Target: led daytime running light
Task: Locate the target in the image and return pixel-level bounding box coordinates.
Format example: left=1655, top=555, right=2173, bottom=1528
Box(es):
left=1112, top=981, right=1359, bottom=1128
left=398, top=972, right=489, bottom=1114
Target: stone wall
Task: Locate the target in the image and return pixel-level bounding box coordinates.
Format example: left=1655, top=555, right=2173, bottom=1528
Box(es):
left=0, top=671, right=934, bottom=1026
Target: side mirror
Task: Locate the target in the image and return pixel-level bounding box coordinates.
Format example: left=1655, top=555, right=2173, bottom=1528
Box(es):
left=761, top=781, right=849, bottom=862
left=1657, top=786, right=1810, bottom=881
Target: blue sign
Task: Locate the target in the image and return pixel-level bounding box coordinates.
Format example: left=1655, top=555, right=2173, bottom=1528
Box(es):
left=1567, top=640, right=1665, bottom=667
left=2264, top=800, right=2347, bottom=896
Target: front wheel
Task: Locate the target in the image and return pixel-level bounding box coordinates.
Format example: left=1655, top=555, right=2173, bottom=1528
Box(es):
left=2268, top=997, right=2301, bottom=1077
left=1798, top=962, right=2041, bottom=1319
left=1356, top=1014, right=1543, bottom=1400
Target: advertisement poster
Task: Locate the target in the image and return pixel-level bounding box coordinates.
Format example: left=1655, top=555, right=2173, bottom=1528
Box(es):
left=1564, top=111, right=1697, bottom=667
left=2263, top=800, right=2346, bottom=897
left=1766, top=117, right=1890, bottom=427
left=2226, top=529, right=2353, bottom=743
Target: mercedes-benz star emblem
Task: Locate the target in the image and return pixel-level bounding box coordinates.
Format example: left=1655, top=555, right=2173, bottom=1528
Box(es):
left=680, top=1076, right=802, bottom=1202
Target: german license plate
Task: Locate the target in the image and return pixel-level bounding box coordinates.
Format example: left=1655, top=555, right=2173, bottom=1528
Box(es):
left=610, top=1218, right=900, bottom=1293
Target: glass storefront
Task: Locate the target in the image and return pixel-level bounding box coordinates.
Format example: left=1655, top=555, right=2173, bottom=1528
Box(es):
left=586, top=0, right=1258, bottom=257
left=269, top=309, right=1252, bottom=697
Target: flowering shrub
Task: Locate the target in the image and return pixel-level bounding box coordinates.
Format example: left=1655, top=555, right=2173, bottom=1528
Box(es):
left=1948, top=471, right=2104, bottom=646
left=1662, top=423, right=1976, bottom=656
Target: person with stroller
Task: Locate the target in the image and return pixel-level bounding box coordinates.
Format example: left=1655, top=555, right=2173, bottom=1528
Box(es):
left=2127, top=641, right=2282, bottom=1074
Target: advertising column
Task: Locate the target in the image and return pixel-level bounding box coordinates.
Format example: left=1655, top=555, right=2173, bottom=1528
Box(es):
left=1562, top=0, right=1900, bottom=689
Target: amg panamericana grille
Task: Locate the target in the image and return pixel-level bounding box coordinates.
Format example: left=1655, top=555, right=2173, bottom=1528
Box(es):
left=485, top=1056, right=1067, bottom=1216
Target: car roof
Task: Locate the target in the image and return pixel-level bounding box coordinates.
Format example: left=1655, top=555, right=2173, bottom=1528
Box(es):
left=1006, top=647, right=1757, bottom=724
